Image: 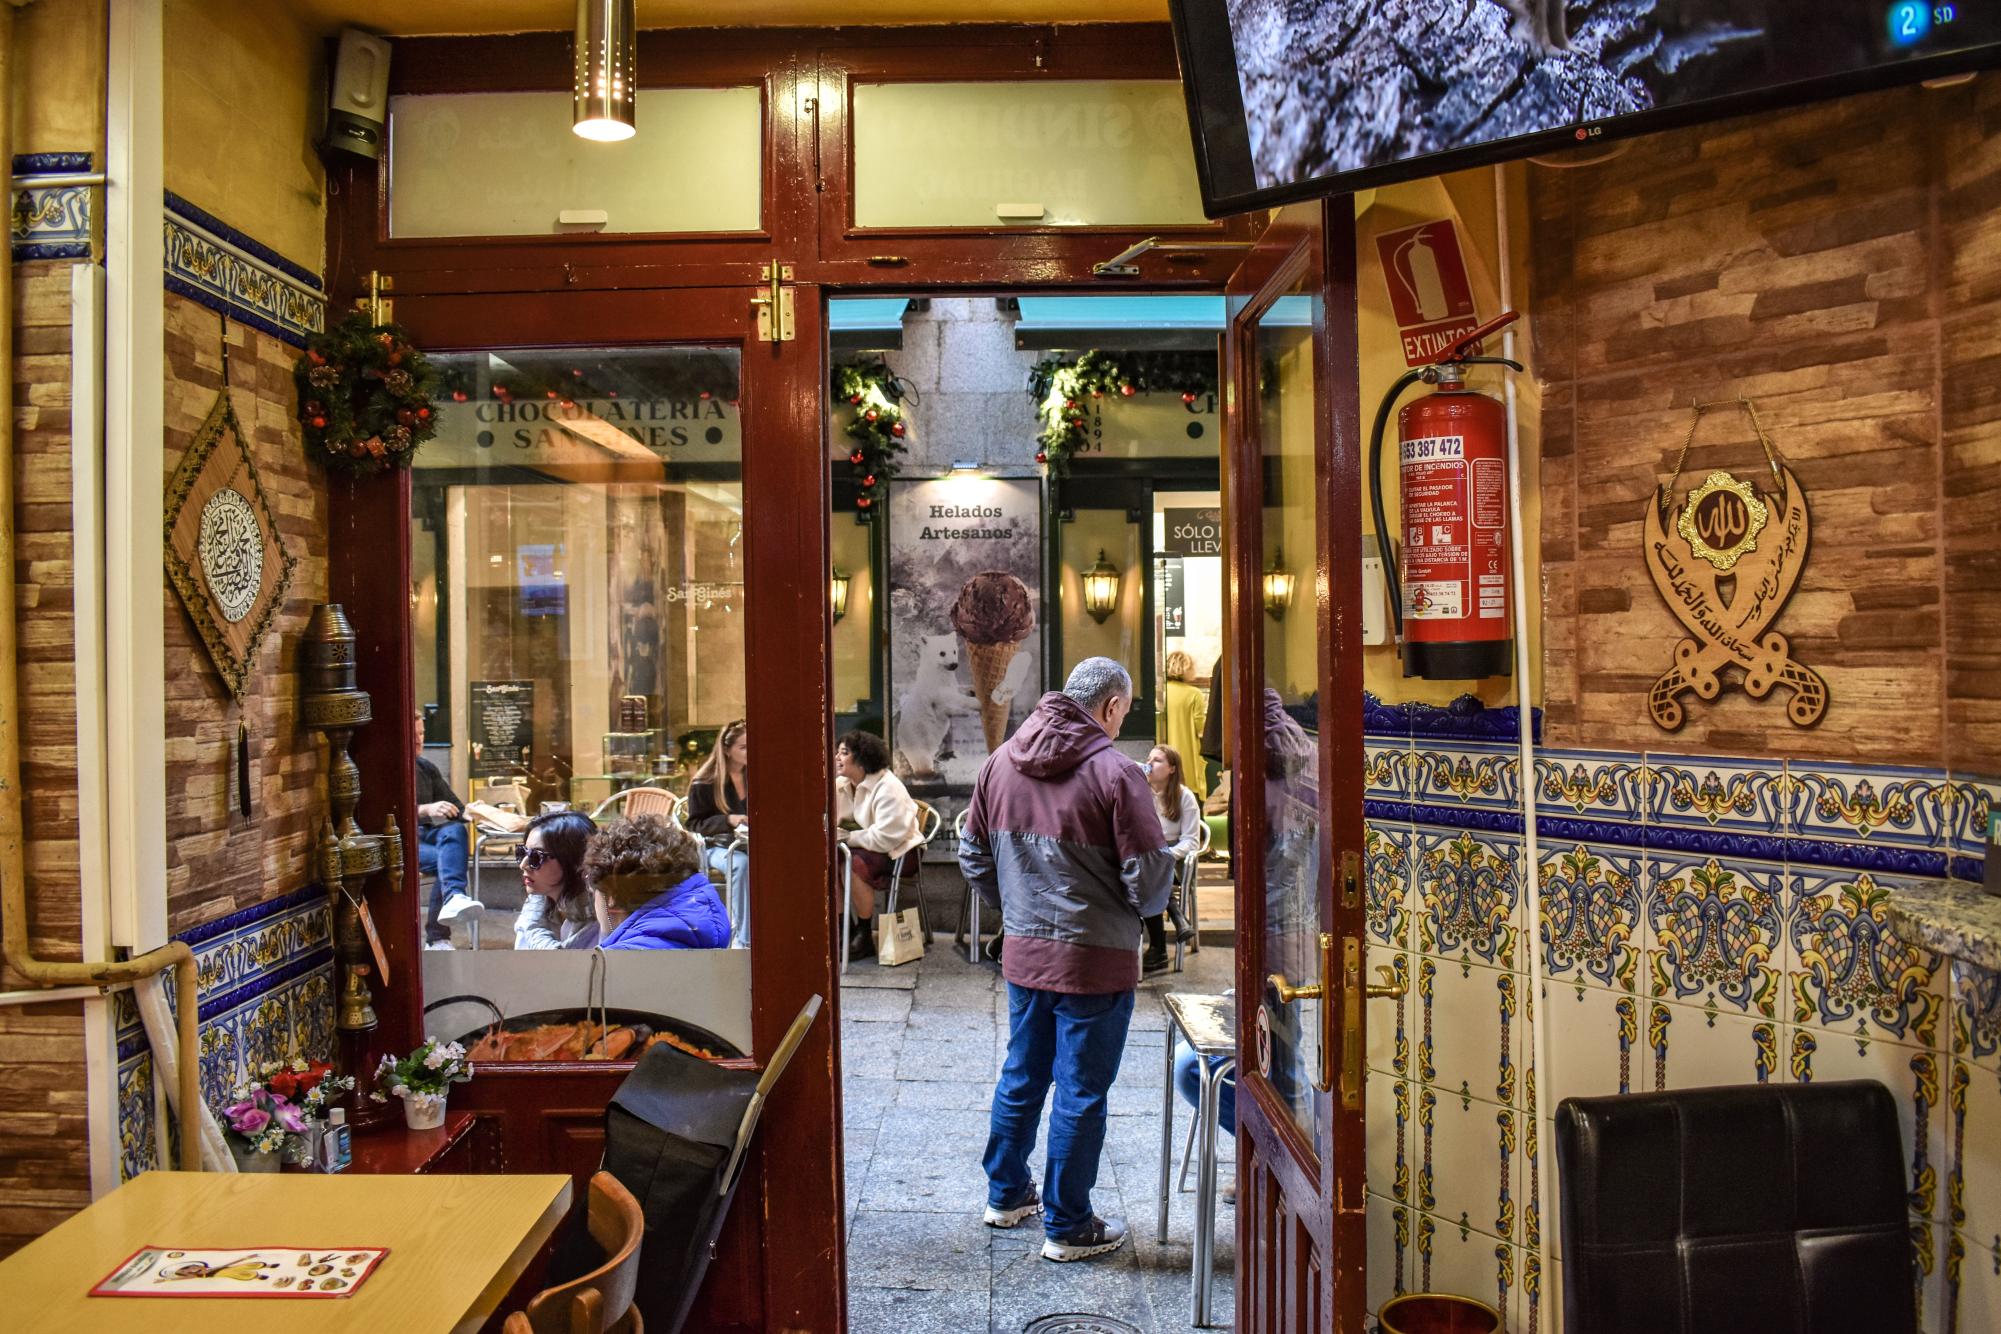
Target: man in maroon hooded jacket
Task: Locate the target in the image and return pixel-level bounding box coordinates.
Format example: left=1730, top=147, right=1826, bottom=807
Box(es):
left=960, top=656, right=1176, bottom=1261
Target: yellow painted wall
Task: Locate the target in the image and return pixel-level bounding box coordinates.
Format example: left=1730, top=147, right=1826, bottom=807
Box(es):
left=1058, top=509, right=1143, bottom=677
left=15, top=0, right=104, bottom=155
left=831, top=515, right=875, bottom=715
left=164, top=0, right=326, bottom=268
left=1355, top=163, right=1543, bottom=710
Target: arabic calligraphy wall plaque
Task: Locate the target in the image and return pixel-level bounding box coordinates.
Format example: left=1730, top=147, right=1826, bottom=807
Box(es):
left=165, top=323, right=299, bottom=814
left=1642, top=396, right=1826, bottom=731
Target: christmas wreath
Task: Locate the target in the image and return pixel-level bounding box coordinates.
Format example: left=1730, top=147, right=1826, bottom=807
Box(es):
left=294, top=312, right=440, bottom=474
left=1027, top=350, right=1217, bottom=476
left=833, top=361, right=912, bottom=513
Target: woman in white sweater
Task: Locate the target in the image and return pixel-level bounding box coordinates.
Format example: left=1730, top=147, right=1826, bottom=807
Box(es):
left=1142, top=744, right=1201, bottom=974
left=835, top=728, right=925, bottom=959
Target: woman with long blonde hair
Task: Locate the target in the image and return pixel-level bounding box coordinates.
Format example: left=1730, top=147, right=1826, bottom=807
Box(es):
left=1140, top=743, right=1202, bottom=974
left=684, top=719, right=750, bottom=945
left=1160, top=650, right=1209, bottom=805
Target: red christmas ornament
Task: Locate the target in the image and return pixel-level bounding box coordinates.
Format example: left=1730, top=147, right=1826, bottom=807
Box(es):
left=890, top=421, right=905, bottom=437
left=376, top=332, right=394, bottom=348
left=387, top=350, right=404, bottom=367
left=396, top=408, right=415, bottom=425
left=310, top=416, right=328, bottom=429
left=1071, top=417, right=1085, bottom=428
left=849, top=451, right=865, bottom=464
left=1065, top=398, right=1077, bottom=410
left=700, top=390, right=712, bottom=400
left=1091, top=389, right=1102, bottom=398
left=1120, top=383, right=1135, bottom=397
left=545, top=389, right=559, bottom=399
left=559, top=399, right=575, bottom=410
left=451, top=390, right=469, bottom=402
left=1035, top=451, right=1047, bottom=463
left=607, top=390, right=618, bottom=398
left=864, top=410, right=878, bottom=423
left=416, top=406, right=431, bottom=420
left=858, top=496, right=873, bottom=508
left=863, top=474, right=877, bottom=487
left=1181, top=391, right=1197, bottom=404
left=307, top=349, right=326, bottom=366
left=572, top=368, right=585, bottom=378
left=850, top=394, right=863, bottom=405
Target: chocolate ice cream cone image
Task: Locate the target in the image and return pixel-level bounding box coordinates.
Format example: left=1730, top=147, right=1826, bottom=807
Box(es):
left=951, top=572, right=1035, bottom=752
left=966, top=641, right=1021, bottom=751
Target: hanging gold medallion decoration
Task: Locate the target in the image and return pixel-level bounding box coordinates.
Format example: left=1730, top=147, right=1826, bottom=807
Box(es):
left=1642, top=396, right=1826, bottom=731
left=164, top=315, right=299, bottom=815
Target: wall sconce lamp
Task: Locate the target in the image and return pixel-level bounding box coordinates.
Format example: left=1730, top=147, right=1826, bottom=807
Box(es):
left=573, top=0, right=637, bottom=142
left=1082, top=549, right=1121, bottom=624
left=830, top=567, right=852, bottom=623
left=1262, top=551, right=1296, bottom=621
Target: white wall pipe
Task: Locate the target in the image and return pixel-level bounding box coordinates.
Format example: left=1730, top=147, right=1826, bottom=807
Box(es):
left=1495, top=161, right=1556, bottom=1334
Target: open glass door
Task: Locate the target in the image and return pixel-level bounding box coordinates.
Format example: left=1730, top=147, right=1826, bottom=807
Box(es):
left=383, top=284, right=839, bottom=1332
left=1224, top=199, right=1369, bottom=1333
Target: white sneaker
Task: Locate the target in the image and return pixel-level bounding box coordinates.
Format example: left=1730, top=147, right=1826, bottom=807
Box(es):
left=437, top=892, right=481, bottom=922
left=424, top=939, right=455, bottom=951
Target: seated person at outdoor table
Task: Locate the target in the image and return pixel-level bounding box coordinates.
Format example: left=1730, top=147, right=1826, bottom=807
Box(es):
left=415, top=712, right=478, bottom=944
left=585, top=814, right=731, bottom=950
left=834, top=728, right=922, bottom=960
left=1141, top=743, right=1202, bottom=975
left=513, top=810, right=601, bottom=950
left=684, top=718, right=749, bottom=876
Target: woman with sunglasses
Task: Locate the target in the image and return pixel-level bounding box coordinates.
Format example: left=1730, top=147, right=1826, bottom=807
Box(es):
left=512, top=810, right=600, bottom=949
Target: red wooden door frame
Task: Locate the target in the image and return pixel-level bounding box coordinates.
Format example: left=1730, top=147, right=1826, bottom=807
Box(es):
left=1223, top=197, right=1367, bottom=1333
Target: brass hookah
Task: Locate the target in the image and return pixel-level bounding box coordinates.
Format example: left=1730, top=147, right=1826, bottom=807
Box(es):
left=301, top=603, right=402, bottom=1032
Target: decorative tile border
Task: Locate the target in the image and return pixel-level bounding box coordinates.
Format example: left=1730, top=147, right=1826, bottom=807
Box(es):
left=163, top=191, right=324, bottom=347
left=115, top=884, right=335, bottom=1179
left=1364, top=692, right=1542, bottom=743
left=13, top=152, right=92, bottom=261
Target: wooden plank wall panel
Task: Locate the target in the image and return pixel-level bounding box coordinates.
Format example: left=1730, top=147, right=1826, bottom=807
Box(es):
left=1940, top=86, right=2001, bottom=775
left=1531, top=80, right=2001, bottom=767
left=161, top=292, right=329, bottom=934
left=0, top=261, right=89, bottom=1256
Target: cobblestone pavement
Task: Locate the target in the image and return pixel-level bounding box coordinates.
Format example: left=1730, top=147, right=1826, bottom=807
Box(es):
left=842, top=876, right=1238, bottom=1334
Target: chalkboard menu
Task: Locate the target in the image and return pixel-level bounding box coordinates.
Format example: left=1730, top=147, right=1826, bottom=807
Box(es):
left=469, top=679, right=534, bottom=776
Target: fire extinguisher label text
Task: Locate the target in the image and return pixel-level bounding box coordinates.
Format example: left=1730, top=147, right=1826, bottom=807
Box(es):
left=1399, top=435, right=1465, bottom=462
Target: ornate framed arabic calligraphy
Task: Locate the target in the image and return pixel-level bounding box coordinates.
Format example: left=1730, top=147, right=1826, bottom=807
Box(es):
left=165, top=384, right=298, bottom=783
left=1643, top=397, right=1827, bottom=731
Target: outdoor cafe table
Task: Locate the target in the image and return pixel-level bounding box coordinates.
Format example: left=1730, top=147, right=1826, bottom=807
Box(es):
left=0, top=1168, right=572, bottom=1333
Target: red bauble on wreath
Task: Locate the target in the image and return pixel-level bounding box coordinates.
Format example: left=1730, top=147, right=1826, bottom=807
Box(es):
left=293, top=311, right=440, bottom=475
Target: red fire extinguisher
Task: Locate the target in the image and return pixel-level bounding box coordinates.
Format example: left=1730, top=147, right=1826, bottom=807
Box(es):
left=1368, top=312, right=1524, bottom=680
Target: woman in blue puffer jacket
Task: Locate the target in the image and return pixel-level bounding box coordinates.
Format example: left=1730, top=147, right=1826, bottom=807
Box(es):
left=583, top=814, right=731, bottom=950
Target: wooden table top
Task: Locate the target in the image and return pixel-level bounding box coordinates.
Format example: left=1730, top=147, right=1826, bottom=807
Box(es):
left=0, top=1170, right=572, bottom=1334
left=1163, top=991, right=1235, bottom=1057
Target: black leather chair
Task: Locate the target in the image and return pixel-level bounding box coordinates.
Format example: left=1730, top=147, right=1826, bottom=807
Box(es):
left=1555, top=1080, right=1916, bottom=1334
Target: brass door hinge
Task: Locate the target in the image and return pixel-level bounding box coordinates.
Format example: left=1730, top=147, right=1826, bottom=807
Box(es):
left=754, top=261, right=795, bottom=343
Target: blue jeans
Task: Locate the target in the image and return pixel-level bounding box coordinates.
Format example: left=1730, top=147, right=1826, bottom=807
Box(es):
left=706, top=844, right=750, bottom=948
left=1174, top=1042, right=1236, bottom=1135
left=417, top=823, right=469, bottom=919
left=984, top=983, right=1135, bottom=1237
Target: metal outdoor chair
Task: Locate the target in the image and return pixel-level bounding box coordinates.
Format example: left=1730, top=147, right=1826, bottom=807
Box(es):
left=884, top=800, right=942, bottom=941
left=839, top=800, right=940, bottom=971
left=950, top=808, right=985, bottom=964
left=468, top=777, right=533, bottom=950
left=1172, top=821, right=1212, bottom=971
left=591, top=785, right=680, bottom=826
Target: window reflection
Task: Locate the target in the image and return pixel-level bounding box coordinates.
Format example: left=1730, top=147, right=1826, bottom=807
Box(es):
left=411, top=347, right=752, bottom=1061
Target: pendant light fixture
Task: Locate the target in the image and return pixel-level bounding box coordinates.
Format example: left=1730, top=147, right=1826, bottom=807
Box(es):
left=573, top=0, right=637, bottom=142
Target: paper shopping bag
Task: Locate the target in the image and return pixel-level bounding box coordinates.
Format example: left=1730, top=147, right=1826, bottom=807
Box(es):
left=874, top=907, right=925, bottom=967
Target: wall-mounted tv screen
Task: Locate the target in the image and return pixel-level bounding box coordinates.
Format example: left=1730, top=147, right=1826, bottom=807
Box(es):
left=1170, top=0, right=2001, bottom=214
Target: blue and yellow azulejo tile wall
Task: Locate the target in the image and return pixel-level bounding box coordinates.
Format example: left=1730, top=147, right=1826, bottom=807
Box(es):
left=1360, top=695, right=2001, bottom=1333
left=115, top=886, right=334, bottom=1181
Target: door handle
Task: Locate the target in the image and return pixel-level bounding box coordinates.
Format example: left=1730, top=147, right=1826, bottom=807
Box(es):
left=1266, top=932, right=1335, bottom=1093
left=1367, top=965, right=1407, bottom=1001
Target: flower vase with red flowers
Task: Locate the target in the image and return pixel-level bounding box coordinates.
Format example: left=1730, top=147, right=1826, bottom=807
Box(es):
left=293, top=312, right=440, bottom=475
left=221, top=1059, right=355, bottom=1172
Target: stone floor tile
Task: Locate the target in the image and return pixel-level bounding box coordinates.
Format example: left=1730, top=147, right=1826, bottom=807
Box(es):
left=841, top=964, right=921, bottom=991
left=840, top=987, right=916, bottom=1022
left=847, top=1209, right=997, bottom=1293
left=897, top=1078, right=998, bottom=1112
left=898, top=1035, right=1000, bottom=1082
left=846, top=1283, right=992, bottom=1334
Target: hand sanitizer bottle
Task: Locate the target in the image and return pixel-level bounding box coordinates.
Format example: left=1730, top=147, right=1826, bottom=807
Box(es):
left=320, top=1107, right=352, bottom=1173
